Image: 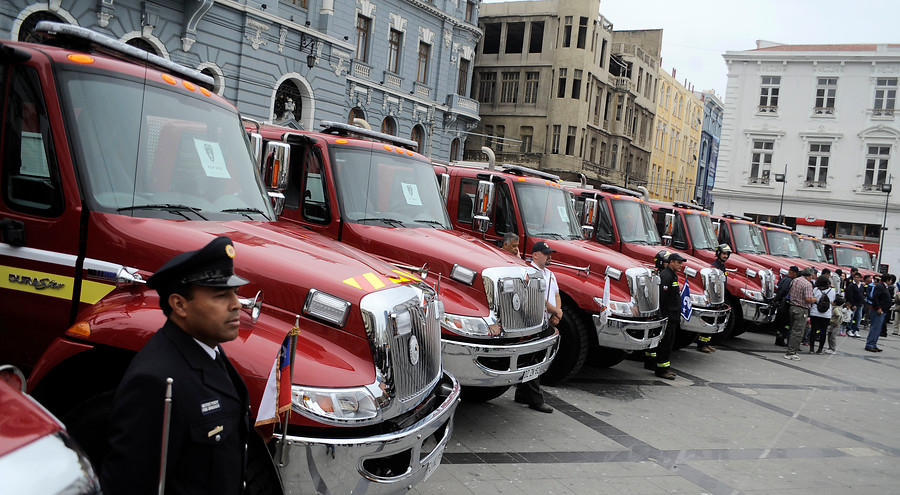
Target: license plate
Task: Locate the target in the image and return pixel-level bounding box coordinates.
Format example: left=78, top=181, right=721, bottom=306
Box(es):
left=521, top=367, right=540, bottom=381
left=422, top=454, right=441, bottom=481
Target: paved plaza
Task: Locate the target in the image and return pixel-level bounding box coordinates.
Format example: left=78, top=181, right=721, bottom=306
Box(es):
left=416, top=330, right=900, bottom=494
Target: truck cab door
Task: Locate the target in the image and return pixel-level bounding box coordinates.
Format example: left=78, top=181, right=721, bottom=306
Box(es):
left=282, top=143, right=338, bottom=238
left=0, top=62, right=83, bottom=369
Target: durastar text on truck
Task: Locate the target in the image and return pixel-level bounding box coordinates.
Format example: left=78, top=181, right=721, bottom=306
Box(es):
left=0, top=23, right=459, bottom=494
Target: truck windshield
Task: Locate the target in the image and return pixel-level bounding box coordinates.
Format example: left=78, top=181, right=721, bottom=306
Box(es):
left=59, top=69, right=273, bottom=220
left=331, top=148, right=450, bottom=228
left=731, top=223, right=766, bottom=254
left=684, top=213, right=719, bottom=250
left=515, top=183, right=581, bottom=240
left=765, top=230, right=802, bottom=258
left=611, top=199, right=660, bottom=244
left=834, top=247, right=874, bottom=270
left=799, top=239, right=827, bottom=262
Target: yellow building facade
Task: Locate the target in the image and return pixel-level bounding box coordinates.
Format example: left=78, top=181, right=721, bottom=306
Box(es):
left=649, top=68, right=703, bottom=202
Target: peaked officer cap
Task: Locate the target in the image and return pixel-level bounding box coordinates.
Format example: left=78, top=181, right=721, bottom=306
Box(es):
left=148, top=236, right=249, bottom=294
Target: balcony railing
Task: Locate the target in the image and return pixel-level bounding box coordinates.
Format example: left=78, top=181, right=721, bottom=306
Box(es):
left=757, top=105, right=778, bottom=114
left=871, top=108, right=895, bottom=117
left=414, top=82, right=431, bottom=99
left=813, top=106, right=835, bottom=115
left=383, top=71, right=402, bottom=88
left=352, top=60, right=371, bottom=79
left=446, top=94, right=479, bottom=117
left=804, top=180, right=827, bottom=188
left=748, top=176, right=771, bottom=185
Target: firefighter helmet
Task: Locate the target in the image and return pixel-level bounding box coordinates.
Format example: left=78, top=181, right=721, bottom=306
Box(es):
left=654, top=250, right=670, bottom=270
left=716, top=244, right=733, bottom=257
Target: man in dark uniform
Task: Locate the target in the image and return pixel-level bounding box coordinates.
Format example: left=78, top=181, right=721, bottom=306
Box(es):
left=698, top=244, right=733, bottom=353
left=101, top=236, right=251, bottom=495
left=645, top=250, right=684, bottom=380
left=771, top=265, right=799, bottom=346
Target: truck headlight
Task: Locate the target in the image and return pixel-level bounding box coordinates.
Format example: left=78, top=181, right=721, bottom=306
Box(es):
left=303, top=289, right=351, bottom=327
left=740, top=288, right=764, bottom=302
left=690, top=293, right=711, bottom=307
left=684, top=266, right=698, bottom=278
left=291, top=385, right=381, bottom=425
left=450, top=264, right=477, bottom=285
left=442, top=312, right=492, bottom=336
left=594, top=297, right=638, bottom=317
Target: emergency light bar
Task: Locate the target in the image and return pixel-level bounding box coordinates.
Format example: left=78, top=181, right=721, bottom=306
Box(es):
left=721, top=212, right=753, bottom=221
left=672, top=200, right=708, bottom=212
left=599, top=184, right=643, bottom=198
left=500, top=164, right=560, bottom=182
left=758, top=221, right=792, bottom=230
left=320, top=121, right=419, bottom=150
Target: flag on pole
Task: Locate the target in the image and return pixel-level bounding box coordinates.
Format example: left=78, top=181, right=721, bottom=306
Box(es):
left=680, top=281, right=693, bottom=322
left=599, top=275, right=612, bottom=326
left=255, top=320, right=300, bottom=440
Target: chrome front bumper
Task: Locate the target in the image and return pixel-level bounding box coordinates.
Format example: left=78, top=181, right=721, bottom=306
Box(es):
left=681, top=306, right=730, bottom=334
left=593, top=315, right=668, bottom=351
left=276, top=373, right=460, bottom=495
left=740, top=299, right=776, bottom=324
left=440, top=330, right=559, bottom=386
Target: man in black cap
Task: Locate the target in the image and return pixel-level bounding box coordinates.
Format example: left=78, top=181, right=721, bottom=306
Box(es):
left=102, top=236, right=251, bottom=495
left=649, top=251, right=686, bottom=380
left=771, top=265, right=800, bottom=346
left=513, top=241, right=560, bottom=413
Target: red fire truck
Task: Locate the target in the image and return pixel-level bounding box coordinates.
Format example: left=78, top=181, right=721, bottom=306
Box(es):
left=248, top=122, right=559, bottom=404
left=820, top=239, right=880, bottom=277
left=756, top=222, right=841, bottom=288
left=435, top=158, right=667, bottom=383
left=0, top=365, right=101, bottom=493
left=0, top=23, right=458, bottom=494
left=567, top=185, right=730, bottom=346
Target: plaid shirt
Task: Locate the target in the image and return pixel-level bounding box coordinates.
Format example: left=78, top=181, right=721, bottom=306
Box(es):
left=788, top=275, right=814, bottom=309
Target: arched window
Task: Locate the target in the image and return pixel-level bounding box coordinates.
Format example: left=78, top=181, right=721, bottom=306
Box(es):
left=348, top=107, right=365, bottom=125
left=274, top=80, right=303, bottom=123
left=450, top=138, right=460, bottom=161
left=381, top=117, right=396, bottom=136
left=125, top=37, right=159, bottom=56
left=18, top=11, right=64, bottom=42
left=411, top=125, right=426, bottom=153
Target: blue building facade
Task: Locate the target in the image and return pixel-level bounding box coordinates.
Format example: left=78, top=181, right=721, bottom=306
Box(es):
left=1, top=0, right=482, bottom=160
left=693, top=90, right=723, bottom=208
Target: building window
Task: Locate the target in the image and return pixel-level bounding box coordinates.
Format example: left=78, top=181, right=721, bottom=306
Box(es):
left=356, top=15, right=371, bottom=63
left=551, top=125, right=561, bottom=154
left=805, top=143, right=830, bottom=187
left=589, top=137, right=597, bottom=162
left=483, top=23, right=501, bottom=54
left=758, top=76, right=780, bottom=113
left=524, top=72, right=539, bottom=104
left=465, top=1, right=475, bottom=23
left=576, top=16, right=587, bottom=49
left=484, top=125, right=493, bottom=149
left=450, top=138, right=460, bottom=161
left=520, top=126, right=533, bottom=153
left=749, top=139, right=774, bottom=184
left=571, top=69, right=582, bottom=100
left=873, top=78, right=897, bottom=116
left=381, top=117, right=396, bottom=136
left=814, top=78, right=837, bottom=114
left=416, top=42, right=430, bottom=84
left=528, top=21, right=544, bottom=53
left=496, top=125, right=505, bottom=152
left=864, top=145, right=890, bottom=189
left=615, top=95, right=623, bottom=121
left=501, top=72, right=519, bottom=103
left=505, top=22, right=525, bottom=54
left=387, top=29, right=402, bottom=73
left=565, top=126, right=576, bottom=155
left=348, top=107, right=365, bottom=124
left=562, top=16, right=572, bottom=48
left=478, top=72, right=496, bottom=103
left=411, top=125, right=425, bottom=152
left=610, top=144, right=618, bottom=169
left=599, top=38, right=607, bottom=68
left=457, top=58, right=470, bottom=95
left=557, top=68, right=567, bottom=98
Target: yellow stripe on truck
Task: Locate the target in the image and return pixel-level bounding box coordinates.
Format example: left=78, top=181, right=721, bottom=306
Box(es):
left=1, top=265, right=114, bottom=303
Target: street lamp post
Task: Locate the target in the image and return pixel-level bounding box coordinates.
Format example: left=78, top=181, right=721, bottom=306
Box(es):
left=878, top=180, right=892, bottom=271
left=774, top=166, right=787, bottom=224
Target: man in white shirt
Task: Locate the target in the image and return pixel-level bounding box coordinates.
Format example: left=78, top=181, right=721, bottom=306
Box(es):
left=514, top=241, right=561, bottom=413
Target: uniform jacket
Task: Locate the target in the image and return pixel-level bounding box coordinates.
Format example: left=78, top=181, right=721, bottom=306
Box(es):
left=870, top=282, right=891, bottom=312
left=773, top=276, right=792, bottom=305
left=845, top=282, right=863, bottom=308
left=101, top=320, right=250, bottom=495
left=712, top=258, right=727, bottom=273
left=659, top=266, right=681, bottom=315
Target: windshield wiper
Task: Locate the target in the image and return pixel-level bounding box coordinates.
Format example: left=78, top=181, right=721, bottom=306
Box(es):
left=118, top=204, right=208, bottom=220
left=414, top=219, right=445, bottom=228
left=533, top=232, right=565, bottom=240
left=221, top=207, right=269, bottom=220
left=356, top=217, right=406, bottom=227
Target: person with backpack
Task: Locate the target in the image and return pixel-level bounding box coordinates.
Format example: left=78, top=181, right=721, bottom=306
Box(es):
left=809, top=275, right=835, bottom=354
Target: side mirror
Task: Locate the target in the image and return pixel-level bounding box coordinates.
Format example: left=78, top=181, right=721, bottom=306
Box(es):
left=662, top=235, right=672, bottom=246
left=249, top=133, right=263, bottom=169
left=581, top=197, right=598, bottom=240
left=438, top=173, right=450, bottom=203
left=663, top=213, right=675, bottom=236
left=581, top=225, right=595, bottom=240
left=472, top=180, right=494, bottom=233
left=712, top=220, right=720, bottom=237
left=261, top=142, right=291, bottom=215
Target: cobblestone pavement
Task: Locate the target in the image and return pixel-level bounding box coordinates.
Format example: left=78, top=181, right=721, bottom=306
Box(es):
left=415, top=329, right=900, bottom=494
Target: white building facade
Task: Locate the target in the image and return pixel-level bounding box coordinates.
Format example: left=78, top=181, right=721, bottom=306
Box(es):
left=714, top=41, right=900, bottom=271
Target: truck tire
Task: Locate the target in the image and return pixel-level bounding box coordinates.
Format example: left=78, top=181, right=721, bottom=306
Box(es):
left=459, top=385, right=511, bottom=403
left=590, top=347, right=627, bottom=368
left=540, top=303, right=589, bottom=385
left=673, top=329, right=698, bottom=350
left=715, top=297, right=745, bottom=341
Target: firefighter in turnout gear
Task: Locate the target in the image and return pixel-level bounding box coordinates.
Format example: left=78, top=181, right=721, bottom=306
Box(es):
left=698, top=244, right=732, bottom=352
left=645, top=250, right=684, bottom=380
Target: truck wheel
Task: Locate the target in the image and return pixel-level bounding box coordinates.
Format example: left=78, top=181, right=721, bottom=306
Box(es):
left=591, top=347, right=626, bottom=368
left=715, top=298, right=745, bottom=341
left=61, top=390, right=116, bottom=468
left=673, top=329, right=698, bottom=350
left=540, top=303, right=589, bottom=384
left=459, top=385, right=511, bottom=403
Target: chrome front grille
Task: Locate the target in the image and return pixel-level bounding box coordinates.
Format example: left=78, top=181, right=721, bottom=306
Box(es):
left=760, top=269, right=775, bottom=299
left=701, top=267, right=726, bottom=305
left=483, top=266, right=545, bottom=336
left=360, top=284, right=442, bottom=414
left=625, top=267, right=659, bottom=315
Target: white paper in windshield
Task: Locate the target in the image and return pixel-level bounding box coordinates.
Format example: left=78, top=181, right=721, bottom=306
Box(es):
left=557, top=206, right=569, bottom=222
left=401, top=182, right=423, bottom=206
left=194, top=139, right=231, bottom=178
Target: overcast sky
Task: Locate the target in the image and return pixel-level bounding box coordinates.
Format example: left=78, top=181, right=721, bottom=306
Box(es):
left=484, top=0, right=897, bottom=99
left=597, top=0, right=898, bottom=98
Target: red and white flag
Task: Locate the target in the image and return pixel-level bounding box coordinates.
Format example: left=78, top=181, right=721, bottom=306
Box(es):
left=255, top=322, right=298, bottom=440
